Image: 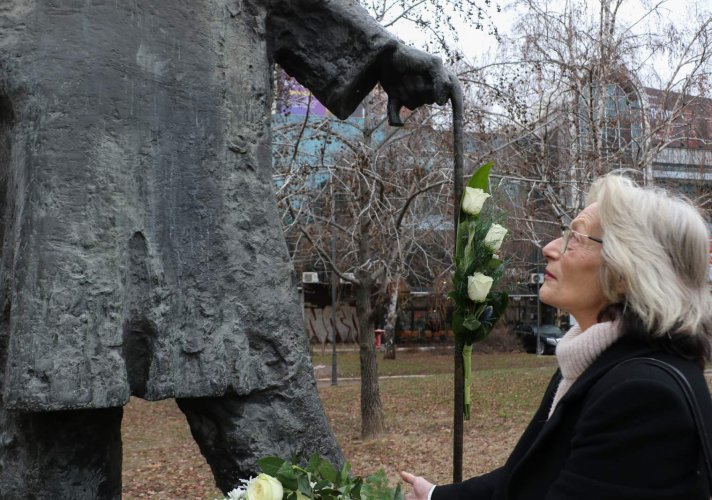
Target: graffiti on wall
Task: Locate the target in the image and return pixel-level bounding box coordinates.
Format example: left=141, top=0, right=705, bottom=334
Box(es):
left=304, top=305, right=360, bottom=344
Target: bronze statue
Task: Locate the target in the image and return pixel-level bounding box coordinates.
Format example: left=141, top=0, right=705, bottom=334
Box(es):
left=0, top=1, right=452, bottom=497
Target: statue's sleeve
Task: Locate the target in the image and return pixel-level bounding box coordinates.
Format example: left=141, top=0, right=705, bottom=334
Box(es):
left=268, top=0, right=399, bottom=119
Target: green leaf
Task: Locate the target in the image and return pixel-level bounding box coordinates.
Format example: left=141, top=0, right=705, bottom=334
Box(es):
left=349, top=477, right=363, bottom=499
left=276, top=462, right=298, bottom=491
left=455, top=220, right=470, bottom=263
left=466, top=162, right=493, bottom=191
left=258, top=456, right=286, bottom=477
left=338, top=461, right=352, bottom=485
left=313, top=478, right=332, bottom=490
left=484, top=257, right=503, bottom=272
left=307, top=453, right=321, bottom=472
left=462, top=315, right=481, bottom=332
left=462, top=223, right=478, bottom=272
left=489, top=291, right=510, bottom=317
left=467, top=292, right=510, bottom=344
left=317, top=487, right=342, bottom=497
left=317, top=459, right=338, bottom=484
left=297, top=474, right=312, bottom=496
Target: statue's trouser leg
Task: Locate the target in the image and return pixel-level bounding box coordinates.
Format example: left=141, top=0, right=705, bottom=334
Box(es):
left=0, top=406, right=123, bottom=499
left=177, top=390, right=343, bottom=495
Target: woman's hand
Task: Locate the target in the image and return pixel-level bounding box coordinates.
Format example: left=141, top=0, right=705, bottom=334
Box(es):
left=400, top=471, right=435, bottom=500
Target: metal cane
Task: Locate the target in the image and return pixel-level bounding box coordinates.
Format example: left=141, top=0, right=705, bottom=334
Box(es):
left=387, top=72, right=466, bottom=481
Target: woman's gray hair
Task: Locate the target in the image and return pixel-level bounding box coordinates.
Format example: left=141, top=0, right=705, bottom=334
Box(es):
left=587, top=174, right=711, bottom=339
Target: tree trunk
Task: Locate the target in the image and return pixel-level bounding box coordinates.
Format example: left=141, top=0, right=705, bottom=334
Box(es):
left=383, top=277, right=400, bottom=359
left=355, top=277, right=385, bottom=438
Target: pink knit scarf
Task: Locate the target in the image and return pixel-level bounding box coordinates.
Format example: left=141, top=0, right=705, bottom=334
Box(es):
left=548, top=320, right=622, bottom=418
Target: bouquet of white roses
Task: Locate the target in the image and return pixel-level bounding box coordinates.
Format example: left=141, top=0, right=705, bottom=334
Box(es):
left=220, top=455, right=403, bottom=500
left=449, top=162, right=509, bottom=419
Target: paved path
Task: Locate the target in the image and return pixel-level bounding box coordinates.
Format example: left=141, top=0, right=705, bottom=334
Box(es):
left=315, top=369, right=712, bottom=386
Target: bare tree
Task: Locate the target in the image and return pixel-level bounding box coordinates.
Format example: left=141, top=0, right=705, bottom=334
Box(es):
left=462, top=0, right=712, bottom=262
left=274, top=85, right=454, bottom=438
left=271, top=0, right=500, bottom=439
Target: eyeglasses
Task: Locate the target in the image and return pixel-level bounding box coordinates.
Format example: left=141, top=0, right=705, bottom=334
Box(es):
left=560, top=228, right=603, bottom=254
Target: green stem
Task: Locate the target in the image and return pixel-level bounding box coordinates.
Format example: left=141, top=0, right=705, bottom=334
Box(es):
left=462, top=343, right=473, bottom=420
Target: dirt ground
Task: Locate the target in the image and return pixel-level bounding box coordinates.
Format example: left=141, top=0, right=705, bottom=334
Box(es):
left=121, top=351, right=556, bottom=498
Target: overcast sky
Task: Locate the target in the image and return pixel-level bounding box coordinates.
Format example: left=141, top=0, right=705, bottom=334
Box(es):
left=388, top=2, right=515, bottom=63
left=387, top=0, right=705, bottom=71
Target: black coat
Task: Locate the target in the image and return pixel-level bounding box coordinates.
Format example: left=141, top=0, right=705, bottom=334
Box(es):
left=433, top=337, right=712, bottom=499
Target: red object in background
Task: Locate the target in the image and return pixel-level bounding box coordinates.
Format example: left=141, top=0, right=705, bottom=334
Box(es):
left=374, top=329, right=385, bottom=348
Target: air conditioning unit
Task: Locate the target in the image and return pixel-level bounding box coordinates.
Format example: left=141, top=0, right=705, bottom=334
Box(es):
left=340, top=272, right=355, bottom=284
left=529, top=273, right=544, bottom=284
left=302, top=272, right=319, bottom=284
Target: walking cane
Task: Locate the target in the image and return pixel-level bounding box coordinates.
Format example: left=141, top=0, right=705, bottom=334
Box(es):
left=387, top=72, right=465, bottom=482
left=449, top=73, right=466, bottom=484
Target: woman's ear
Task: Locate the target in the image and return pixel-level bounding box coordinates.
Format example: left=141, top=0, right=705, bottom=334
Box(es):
left=601, top=265, right=626, bottom=302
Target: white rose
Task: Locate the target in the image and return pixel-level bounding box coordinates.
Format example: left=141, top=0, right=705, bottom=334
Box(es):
left=467, top=273, right=494, bottom=302
left=484, top=223, right=508, bottom=251
left=246, top=474, right=283, bottom=500
left=461, top=187, right=490, bottom=216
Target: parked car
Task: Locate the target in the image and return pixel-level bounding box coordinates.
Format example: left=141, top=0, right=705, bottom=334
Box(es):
left=513, top=323, right=564, bottom=355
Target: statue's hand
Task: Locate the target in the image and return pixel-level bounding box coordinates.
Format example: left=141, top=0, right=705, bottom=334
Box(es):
left=379, top=45, right=454, bottom=126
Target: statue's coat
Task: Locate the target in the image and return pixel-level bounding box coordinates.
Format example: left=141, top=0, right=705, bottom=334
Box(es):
left=0, top=0, right=396, bottom=411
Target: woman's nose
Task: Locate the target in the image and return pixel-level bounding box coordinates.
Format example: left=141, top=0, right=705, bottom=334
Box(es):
left=542, top=237, right=561, bottom=261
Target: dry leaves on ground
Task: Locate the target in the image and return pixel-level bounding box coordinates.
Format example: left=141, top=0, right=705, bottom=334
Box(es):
left=121, top=350, right=558, bottom=498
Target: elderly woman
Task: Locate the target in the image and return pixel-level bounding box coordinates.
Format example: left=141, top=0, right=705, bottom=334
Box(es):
left=402, top=174, right=712, bottom=499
